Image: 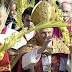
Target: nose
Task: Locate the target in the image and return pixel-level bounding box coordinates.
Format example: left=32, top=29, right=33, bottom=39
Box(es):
left=29, top=21, right=33, bottom=26
left=27, top=21, right=32, bottom=28
left=28, top=21, right=31, bottom=26
left=46, top=33, right=49, bottom=37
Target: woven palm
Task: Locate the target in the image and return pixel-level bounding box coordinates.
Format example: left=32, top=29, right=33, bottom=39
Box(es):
left=31, top=1, right=56, bottom=25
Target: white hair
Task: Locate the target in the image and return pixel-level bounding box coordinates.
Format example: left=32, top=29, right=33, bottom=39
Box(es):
left=37, top=28, right=54, bottom=33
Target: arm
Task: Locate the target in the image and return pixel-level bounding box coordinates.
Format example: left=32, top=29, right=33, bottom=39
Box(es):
left=22, top=49, right=41, bottom=70
left=22, top=36, right=52, bottom=70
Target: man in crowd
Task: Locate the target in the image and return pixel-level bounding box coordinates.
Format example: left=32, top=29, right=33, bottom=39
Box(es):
left=17, top=7, right=36, bottom=42
left=22, top=7, right=34, bottom=30
left=59, top=1, right=72, bottom=23
left=22, top=27, right=70, bottom=72
left=5, top=1, right=17, bottom=30
left=12, top=28, right=54, bottom=72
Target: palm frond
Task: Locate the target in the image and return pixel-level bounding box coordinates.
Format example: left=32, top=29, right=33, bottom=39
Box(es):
left=0, top=20, right=72, bottom=52
left=15, top=0, right=27, bottom=27
left=27, top=0, right=35, bottom=7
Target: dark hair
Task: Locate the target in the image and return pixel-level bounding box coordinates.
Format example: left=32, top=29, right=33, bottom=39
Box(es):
left=22, top=7, right=33, bottom=23
left=22, top=7, right=33, bottom=18
left=35, top=0, right=39, bottom=5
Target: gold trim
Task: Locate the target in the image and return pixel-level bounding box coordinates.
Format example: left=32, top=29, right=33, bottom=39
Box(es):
left=0, top=64, right=11, bottom=71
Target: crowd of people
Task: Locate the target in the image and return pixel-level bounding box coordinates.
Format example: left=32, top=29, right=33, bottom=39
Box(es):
left=0, top=0, right=72, bottom=72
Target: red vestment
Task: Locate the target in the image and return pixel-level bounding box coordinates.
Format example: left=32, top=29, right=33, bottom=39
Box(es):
left=0, top=26, right=11, bottom=72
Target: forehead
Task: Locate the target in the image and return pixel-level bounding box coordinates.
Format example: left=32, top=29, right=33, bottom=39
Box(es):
left=10, top=4, right=16, bottom=9
left=62, top=3, right=71, bottom=12
left=39, top=28, right=53, bottom=32
left=24, top=14, right=31, bottom=19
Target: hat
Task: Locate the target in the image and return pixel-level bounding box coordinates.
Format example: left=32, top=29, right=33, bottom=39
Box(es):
left=59, top=1, right=71, bottom=12
left=31, top=1, right=56, bottom=25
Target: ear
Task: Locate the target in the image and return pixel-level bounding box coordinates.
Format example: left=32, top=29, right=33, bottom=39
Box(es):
left=22, top=19, right=24, bottom=23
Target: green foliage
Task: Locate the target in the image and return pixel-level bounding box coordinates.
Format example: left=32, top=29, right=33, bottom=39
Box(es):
left=15, top=0, right=27, bottom=27
left=0, top=20, right=72, bottom=52
left=27, top=0, right=35, bottom=7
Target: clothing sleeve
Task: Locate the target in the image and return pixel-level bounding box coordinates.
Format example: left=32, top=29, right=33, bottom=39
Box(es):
left=22, top=49, right=41, bottom=70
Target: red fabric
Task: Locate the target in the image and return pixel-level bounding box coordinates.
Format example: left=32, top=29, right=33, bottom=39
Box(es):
left=12, top=53, right=27, bottom=72
left=53, top=18, right=72, bottom=58
left=33, top=55, right=60, bottom=72
left=51, top=54, right=60, bottom=72
left=24, top=31, right=36, bottom=42
left=52, top=19, right=72, bottom=71
left=17, top=27, right=36, bottom=42
left=24, top=35, right=28, bottom=42
left=67, top=18, right=72, bottom=44
left=17, top=27, right=28, bottom=42
left=17, top=28, right=22, bottom=31
left=67, top=18, right=71, bottom=33
left=12, top=55, right=24, bottom=72
left=57, top=53, right=68, bottom=58
left=0, top=26, right=10, bottom=71
left=0, top=51, right=10, bottom=66
left=1, top=26, right=7, bottom=34
left=34, top=58, right=43, bottom=72
left=12, top=53, right=43, bottom=72
left=68, top=18, right=71, bottom=24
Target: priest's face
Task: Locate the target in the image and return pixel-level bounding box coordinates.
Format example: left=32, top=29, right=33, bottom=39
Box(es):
left=62, top=3, right=71, bottom=21
left=22, top=14, right=34, bottom=29
left=38, top=28, right=53, bottom=42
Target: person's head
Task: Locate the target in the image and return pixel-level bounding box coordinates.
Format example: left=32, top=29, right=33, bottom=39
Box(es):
left=22, top=7, right=34, bottom=29
left=59, top=1, right=71, bottom=21
left=37, top=28, right=53, bottom=42
left=0, top=5, right=6, bottom=26
left=9, top=1, right=16, bottom=17
left=62, top=1, right=71, bottom=12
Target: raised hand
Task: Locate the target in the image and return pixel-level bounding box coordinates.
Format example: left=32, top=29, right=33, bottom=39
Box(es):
left=37, top=36, right=52, bottom=54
